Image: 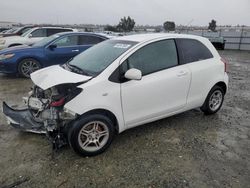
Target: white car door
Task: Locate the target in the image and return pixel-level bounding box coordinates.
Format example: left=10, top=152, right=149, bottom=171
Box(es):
left=175, top=38, right=218, bottom=108
left=121, top=39, right=191, bottom=128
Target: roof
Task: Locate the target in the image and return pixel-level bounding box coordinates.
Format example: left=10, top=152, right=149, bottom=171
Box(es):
left=112, top=33, right=206, bottom=43
left=33, top=26, right=73, bottom=29
left=27, top=27, right=74, bottom=33
left=54, top=32, right=111, bottom=39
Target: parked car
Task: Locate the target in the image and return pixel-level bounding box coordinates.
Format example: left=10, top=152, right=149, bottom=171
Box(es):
left=0, top=26, right=35, bottom=37
left=0, top=27, right=75, bottom=50
left=3, top=33, right=228, bottom=156
left=0, top=28, right=18, bottom=34
left=0, top=27, right=11, bottom=33
left=0, top=32, right=109, bottom=77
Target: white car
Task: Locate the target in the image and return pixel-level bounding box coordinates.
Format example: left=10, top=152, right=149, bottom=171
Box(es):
left=0, top=27, right=75, bottom=50
left=3, top=33, right=229, bottom=156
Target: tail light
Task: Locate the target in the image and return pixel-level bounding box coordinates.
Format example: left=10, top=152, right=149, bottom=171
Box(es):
left=50, top=98, right=65, bottom=107
left=221, top=57, right=228, bottom=73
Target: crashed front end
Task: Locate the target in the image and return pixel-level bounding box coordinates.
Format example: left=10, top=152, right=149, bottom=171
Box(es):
left=3, top=83, right=83, bottom=148
left=2, top=65, right=91, bottom=149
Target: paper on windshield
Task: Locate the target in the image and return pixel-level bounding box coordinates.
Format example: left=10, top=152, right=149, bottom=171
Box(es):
left=113, top=43, right=131, bottom=49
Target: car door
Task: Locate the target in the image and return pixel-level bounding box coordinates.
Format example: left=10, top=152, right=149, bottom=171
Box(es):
left=78, top=35, right=106, bottom=52
left=120, top=39, right=191, bottom=127
left=175, top=39, right=215, bottom=107
left=45, top=35, right=80, bottom=65
left=28, top=28, right=47, bottom=45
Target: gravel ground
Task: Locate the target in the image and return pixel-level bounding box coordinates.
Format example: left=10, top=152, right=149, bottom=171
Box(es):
left=0, top=50, right=250, bottom=188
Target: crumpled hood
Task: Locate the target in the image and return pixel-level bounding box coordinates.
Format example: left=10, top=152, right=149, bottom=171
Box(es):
left=30, top=65, right=92, bottom=90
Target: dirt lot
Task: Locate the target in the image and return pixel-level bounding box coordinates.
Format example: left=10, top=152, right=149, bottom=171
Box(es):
left=0, top=50, right=249, bottom=188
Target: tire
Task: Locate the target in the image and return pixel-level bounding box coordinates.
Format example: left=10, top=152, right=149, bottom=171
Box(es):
left=18, top=58, right=41, bottom=78
left=68, top=114, right=115, bottom=156
left=201, top=85, right=225, bottom=115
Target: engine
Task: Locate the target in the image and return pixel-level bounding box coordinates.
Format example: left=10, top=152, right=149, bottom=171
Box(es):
left=23, top=84, right=82, bottom=149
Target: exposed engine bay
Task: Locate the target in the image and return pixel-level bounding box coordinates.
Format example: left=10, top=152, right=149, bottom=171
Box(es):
left=3, top=83, right=83, bottom=150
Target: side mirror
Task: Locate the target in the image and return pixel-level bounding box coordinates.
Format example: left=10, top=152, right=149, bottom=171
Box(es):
left=48, top=44, right=57, bottom=50
left=124, top=68, right=142, bottom=81
left=28, top=34, right=33, bottom=38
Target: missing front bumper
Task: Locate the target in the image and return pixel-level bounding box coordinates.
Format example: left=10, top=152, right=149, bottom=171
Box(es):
left=2, top=102, right=46, bottom=134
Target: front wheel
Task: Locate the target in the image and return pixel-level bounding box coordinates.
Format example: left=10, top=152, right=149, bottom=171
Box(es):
left=201, top=85, right=225, bottom=115
left=18, top=58, right=41, bottom=78
left=68, top=114, right=115, bottom=156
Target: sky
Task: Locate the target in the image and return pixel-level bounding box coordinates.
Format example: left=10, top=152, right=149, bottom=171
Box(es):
left=0, top=0, right=250, bottom=26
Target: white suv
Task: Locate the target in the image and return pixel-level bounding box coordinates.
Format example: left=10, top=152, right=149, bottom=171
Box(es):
left=3, top=33, right=229, bottom=156
left=0, top=27, right=75, bottom=49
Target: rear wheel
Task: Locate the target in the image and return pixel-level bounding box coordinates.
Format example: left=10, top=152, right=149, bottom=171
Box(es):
left=201, top=85, right=225, bottom=115
left=18, top=58, right=41, bottom=78
left=68, top=114, right=115, bottom=156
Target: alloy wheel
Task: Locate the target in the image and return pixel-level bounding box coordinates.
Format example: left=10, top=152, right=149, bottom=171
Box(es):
left=209, top=90, right=223, bottom=111
left=78, top=121, right=109, bottom=152
left=20, top=59, right=40, bottom=77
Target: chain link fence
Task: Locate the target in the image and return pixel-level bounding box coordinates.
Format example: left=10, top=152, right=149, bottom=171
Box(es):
left=177, top=28, right=250, bottom=50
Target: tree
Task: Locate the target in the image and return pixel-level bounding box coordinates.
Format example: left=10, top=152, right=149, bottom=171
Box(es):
left=163, top=21, right=175, bottom=32
left=117, top=16, right=135, bottom=32
left=104, top=25, right=118, bottom=32
left=208, top=19, right=217, bottom=32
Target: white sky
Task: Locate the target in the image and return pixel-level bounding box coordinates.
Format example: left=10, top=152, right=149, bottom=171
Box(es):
left=0, top=0, right=250, bottom=26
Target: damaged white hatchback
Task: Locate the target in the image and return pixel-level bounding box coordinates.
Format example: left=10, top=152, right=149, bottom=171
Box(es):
left=3, top=34, right=229, bottom=156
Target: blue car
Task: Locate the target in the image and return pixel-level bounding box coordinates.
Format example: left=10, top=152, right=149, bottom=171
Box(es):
left=0, top=32, right=109, bottom=77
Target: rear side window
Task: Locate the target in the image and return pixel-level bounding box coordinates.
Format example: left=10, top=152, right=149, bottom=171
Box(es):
left=79, top=35, right=105, bottom=45
left=123, top=39, right=178, bottom=76
left=31, top=29, right=47, bottom=37
left=47, top=28, right=72, bottom=36
left=176, top=39, right=213, bottom=64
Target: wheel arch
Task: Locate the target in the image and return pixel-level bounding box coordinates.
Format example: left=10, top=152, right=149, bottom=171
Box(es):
left=17, top=56, right=43, bottom=68
left=79, top=108, right=119, bottom=134
left=8, top=43, right=23, bottom=47
left=201, top=81, right=227, bottom=107
left=214, top=81, right=227, bottom=94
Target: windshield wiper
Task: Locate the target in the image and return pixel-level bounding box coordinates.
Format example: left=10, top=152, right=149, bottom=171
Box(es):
left=66, top=63, right=91, bottom=76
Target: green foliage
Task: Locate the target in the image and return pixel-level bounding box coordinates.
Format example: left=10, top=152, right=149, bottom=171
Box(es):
left=163, top=21, right=175, bottom=31
left=208, top=19, right=217, bottom=32
left=117, top=16, right=135, bottom=32
left=104, top=25, right=118, bottom=32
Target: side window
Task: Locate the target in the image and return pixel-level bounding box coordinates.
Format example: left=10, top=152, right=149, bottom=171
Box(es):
left=31, top=29, right=47, bottom=37
left=78, top=35, right=104, bottom=45
left=47, top=29, right=72, bottom=36
left=176, top=39, right=213, bottom=64
left=53, top=35, right=78, bottom=47
left=124, top=39, right=178, bottom=76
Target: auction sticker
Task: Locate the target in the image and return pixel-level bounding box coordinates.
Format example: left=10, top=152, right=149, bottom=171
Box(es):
left=114, top=44, right=131, bottom=49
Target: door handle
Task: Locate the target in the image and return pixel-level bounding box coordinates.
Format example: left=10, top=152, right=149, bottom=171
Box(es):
left=177, top=71, right=188, bottom=77
left=72, top=49, right=79, bottom=52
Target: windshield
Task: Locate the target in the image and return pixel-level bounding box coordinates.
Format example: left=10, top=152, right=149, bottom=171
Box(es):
left=32, top=34, right=60, bottom=47
left=21, top=29, right=32, bottom=37
left=68, top=40, right=137, bottom=76
left=20, top=27, right=32, bottom=35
